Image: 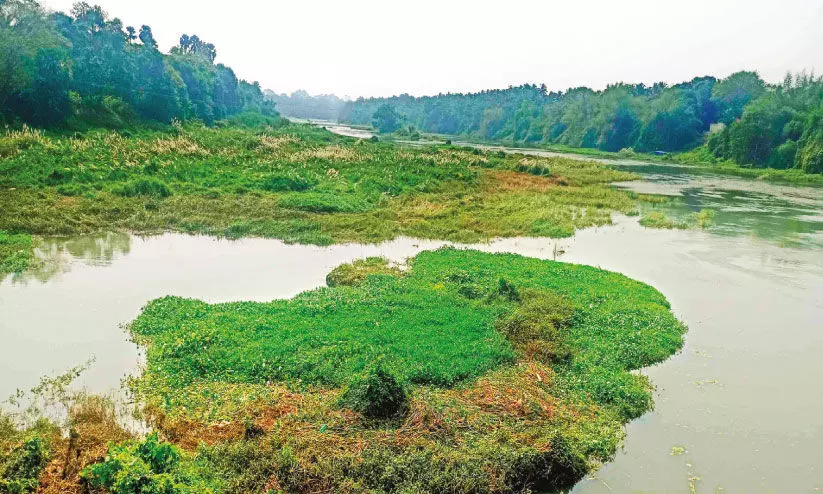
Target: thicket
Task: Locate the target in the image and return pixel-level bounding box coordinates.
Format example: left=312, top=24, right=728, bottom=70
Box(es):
left=341, top=72, right=823, bottom=173
left=0, top=0, right=278, bottom=129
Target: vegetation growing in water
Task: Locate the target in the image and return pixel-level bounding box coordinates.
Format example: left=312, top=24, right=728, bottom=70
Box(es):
left=0, top=122, right=639, bottom=248
left=0, top=231, right=34, bottom=276
left=113, top=248, right=686, bottom=493
left=639, top=208, right=717, bottom=230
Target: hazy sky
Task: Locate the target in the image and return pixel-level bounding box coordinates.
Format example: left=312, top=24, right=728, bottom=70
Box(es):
left=41, top=0, right=823, bottom=99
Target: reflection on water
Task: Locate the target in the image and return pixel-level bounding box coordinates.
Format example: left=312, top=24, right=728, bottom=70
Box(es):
left=608, top=162, right=823, bottom=248
left=8, top=232, right=132, bottom=284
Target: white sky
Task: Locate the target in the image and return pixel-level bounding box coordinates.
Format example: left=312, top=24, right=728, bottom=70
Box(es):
left=41, top=0, right=823, bottom=99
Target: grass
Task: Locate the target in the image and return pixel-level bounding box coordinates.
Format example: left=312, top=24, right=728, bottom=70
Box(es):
left=0, top=122, right=638, bottom=256
left=639, top=211, right=688, bottom=229
left=0, top=231, right=34, bottom=277
left=639, top=208, right=716, bottom=230
left=117, top=248, right=685, bottom=492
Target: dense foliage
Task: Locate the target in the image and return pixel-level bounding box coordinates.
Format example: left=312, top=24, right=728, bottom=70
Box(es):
left=338, top=364, right=410, bottom=419
left=123, top=248, right=685, bottom=492
left=82, top=433, right=213, bottom=494
left=340, top=71, right=823, bottom=173
left=0, top=0, right=277, bottom=128
left=0, top=435, right=51, bottom=493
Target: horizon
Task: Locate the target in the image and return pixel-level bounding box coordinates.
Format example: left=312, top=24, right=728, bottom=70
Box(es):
left=39, top=0, right=823, bottom=99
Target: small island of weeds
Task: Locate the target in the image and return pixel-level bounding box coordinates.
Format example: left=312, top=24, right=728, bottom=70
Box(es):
left=48, top=248, right=681, bottom=493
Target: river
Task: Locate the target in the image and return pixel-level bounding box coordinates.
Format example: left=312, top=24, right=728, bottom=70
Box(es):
left=1, top=132, right=821, bottom=492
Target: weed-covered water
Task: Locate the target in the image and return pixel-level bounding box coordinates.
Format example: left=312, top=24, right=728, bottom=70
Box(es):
left=1, top=151, right=822, bottom=492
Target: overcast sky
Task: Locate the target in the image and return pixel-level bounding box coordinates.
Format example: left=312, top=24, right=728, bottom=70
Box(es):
left=41, top=0, right=823, bottom=99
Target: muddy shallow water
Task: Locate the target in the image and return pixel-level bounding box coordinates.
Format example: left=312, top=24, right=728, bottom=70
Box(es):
left=1, top=142, right=822, bottom=492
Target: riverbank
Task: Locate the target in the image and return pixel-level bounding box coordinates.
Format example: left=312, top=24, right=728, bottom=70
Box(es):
left=375, top=129, right=823, bottom=187
left=0, top=122, right=640, bottom=277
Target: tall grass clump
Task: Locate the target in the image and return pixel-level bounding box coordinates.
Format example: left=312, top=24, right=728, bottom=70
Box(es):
left=338, top=364, right=409, bottom=419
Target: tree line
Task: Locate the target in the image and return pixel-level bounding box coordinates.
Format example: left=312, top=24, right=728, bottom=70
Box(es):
left=0, top=0, right=277, bottom=128
left=340, top=72, right=823, bottom=173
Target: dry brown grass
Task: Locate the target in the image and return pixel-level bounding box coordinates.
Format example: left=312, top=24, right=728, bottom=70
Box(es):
left=148, top=136, right=208, bottom=156
left=291, top=145, right=362, bottom=163
left=484, top=169, right=563, bottom=192
left=258, top=134, right=300, bottom=152
left=38, top=395, right=132, bottom=494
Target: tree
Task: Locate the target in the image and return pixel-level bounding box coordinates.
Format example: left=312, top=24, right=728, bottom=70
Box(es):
left=712, top=71, right=766, bottom=123
left=172, top=34, right=217, bottom=63
left=138, top=24, right=156, bottom=48
left=372, top=103, right=400, bottom=133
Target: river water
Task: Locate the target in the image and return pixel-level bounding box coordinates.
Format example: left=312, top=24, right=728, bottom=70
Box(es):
left=1, top=139, right=821, bottom=492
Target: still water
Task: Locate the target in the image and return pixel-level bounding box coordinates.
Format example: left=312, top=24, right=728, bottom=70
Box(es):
left=1, top=150, right=822, bottom=492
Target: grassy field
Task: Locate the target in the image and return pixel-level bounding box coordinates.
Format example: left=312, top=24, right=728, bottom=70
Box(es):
left=0, top=122, right=638, bottom=276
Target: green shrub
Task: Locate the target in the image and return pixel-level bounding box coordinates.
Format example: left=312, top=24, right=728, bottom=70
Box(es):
left=82, top=433, right=210, bottom=494
left=495, top=277, right=521, bottom=302
left=226, top=111, right=285, bottom=129
left=0, top=436, right=51, bottom=494
left=798, top=137, right=823, bottom=173
left=339, top=365, right=409, bottom=419
left=515, top=162, right=550, bottom=176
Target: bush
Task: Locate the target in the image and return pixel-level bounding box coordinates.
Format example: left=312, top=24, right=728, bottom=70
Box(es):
left=515, top=162, right=550, bottom=176
left=495, top=277, right=521, bottom=302
left=339, top=365, right=409, bottom=419
left=0, top=436, right=51, bottom=494
left=798, top=137, right=823, bottom=173
left=81, top=433, right=208, bottom=494
left=773, top=139, right=798, bottom=169
left=114, top=178, right=172, bottom=199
